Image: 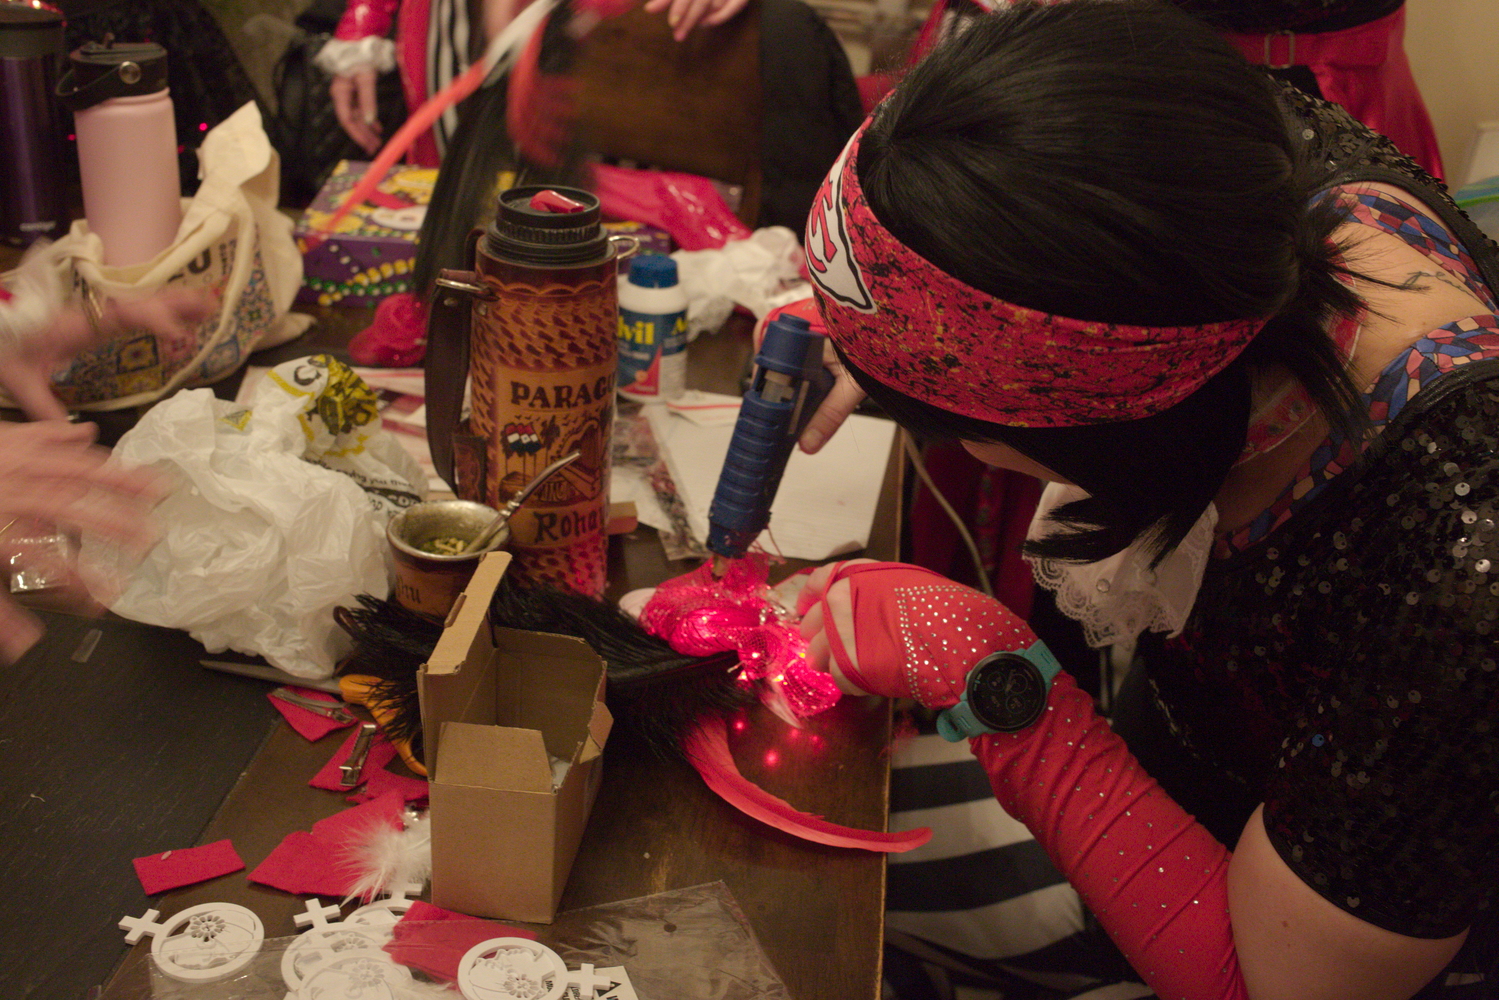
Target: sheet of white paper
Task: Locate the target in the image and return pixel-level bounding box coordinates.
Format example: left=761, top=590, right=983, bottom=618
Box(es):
left=643, top=394, right=896, bottom=561
left=609, top=464, right=673, bottom=532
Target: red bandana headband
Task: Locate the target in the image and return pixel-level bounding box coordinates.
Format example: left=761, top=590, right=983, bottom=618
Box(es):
left=804, top=118, right=1270, bottom=428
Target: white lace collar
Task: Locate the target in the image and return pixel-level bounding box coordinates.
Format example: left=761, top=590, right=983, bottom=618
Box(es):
left=1023, top=483, right=1217, bottom=649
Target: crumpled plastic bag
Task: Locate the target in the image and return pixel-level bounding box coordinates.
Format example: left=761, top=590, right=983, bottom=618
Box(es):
left=81, top=355, right=426, bottom=678
left=671, top=226, right=810, bottom=338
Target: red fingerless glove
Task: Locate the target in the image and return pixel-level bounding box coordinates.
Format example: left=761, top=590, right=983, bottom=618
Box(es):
left=806, top=561, right=1248, bottom=1000
left=335, top=0, right=399, bottom=39
left=800, top=561, right=1037, bottom=707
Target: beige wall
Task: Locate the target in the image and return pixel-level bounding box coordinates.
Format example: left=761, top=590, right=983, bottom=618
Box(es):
left=1404, top=0, right=1499, bottom=186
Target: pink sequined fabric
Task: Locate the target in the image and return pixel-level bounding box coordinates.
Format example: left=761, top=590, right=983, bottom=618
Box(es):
left=638, top=555, right=841, bottom=718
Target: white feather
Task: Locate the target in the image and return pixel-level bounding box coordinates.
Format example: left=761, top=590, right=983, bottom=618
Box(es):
left=344, top=813, right=432, bottom=903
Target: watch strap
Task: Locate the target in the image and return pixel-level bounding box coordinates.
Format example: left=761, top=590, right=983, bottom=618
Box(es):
left=936, top=639, right=1063, bottom=741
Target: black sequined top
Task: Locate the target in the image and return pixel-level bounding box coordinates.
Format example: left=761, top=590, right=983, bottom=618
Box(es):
left=1138, top=87, right=1499, bottom=944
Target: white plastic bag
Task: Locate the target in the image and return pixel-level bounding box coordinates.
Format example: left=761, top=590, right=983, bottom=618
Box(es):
left=670, top=226, right=808, bottom=338
left=82, top=356, right=427, bottom=678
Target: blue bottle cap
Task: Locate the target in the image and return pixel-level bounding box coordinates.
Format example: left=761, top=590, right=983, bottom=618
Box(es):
left=627, top=254, right=679, bottom=289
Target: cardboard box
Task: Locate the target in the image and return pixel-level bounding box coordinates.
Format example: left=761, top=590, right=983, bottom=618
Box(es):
left=419, top=552, right=613, bottom=923
left=294, top=160, right=437, bottom=307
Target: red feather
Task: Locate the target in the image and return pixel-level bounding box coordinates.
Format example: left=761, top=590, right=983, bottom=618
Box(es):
left=682, top=716, right=932, bottom=853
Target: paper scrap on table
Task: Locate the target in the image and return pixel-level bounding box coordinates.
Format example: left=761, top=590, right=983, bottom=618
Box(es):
left=643, top=394, right=896, bottom=561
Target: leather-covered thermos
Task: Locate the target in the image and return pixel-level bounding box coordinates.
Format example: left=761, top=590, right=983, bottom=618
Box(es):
left=426, top=186, right=628, bottom=599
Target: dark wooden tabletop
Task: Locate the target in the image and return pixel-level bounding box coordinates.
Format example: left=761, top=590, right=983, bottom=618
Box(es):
left=0, top=287, right=900, bottom=1000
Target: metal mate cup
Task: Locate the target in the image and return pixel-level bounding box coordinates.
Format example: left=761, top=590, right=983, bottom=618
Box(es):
left=386, top=499, right=507, bottom=617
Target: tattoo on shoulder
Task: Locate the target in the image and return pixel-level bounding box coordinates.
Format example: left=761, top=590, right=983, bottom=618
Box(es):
left=1401, top=270, right=1474, bottom=296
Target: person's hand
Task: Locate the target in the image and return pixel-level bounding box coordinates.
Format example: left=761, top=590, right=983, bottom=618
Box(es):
left=643, top=0, right=750, bottom=41
left=331, top=67, right=382, bottom=155
left=798, top=357, right=865, bottom=454
left=0, top=420, right=164, bottom=661
left=0, top=287, right=217, bottom=421
left=753, top=301, right=868, bottom=455
left=797, top=560, right=1038, bottom=707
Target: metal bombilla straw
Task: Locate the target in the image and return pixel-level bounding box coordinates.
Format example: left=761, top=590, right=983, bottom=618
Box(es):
left=459, top=451, right=582, bottom=556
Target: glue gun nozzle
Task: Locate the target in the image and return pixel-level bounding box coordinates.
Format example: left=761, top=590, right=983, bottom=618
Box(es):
left=710, top=553, right=731, bottom=579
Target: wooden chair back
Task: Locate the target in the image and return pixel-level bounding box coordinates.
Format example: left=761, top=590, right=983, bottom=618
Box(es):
left=573, top=0, right=763, bottom=225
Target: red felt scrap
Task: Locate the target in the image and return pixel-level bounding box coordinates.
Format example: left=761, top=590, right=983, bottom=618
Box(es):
left=347, top=767, right=429, bottom=805
left=386, top=901, right=537, bottom=983
left=270, top=687, right=358, bottom=742
left=248, top=791, right=408, bottom=896
left=310, top=725, right=399, bottom=790
left=132, top=839, right=245, bottom=896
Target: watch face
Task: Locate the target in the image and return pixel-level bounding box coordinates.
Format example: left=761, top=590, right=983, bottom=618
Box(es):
left=968, top=653, right=1047, bottom=732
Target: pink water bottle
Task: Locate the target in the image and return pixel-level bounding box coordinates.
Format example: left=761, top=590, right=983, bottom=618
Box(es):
left=57, top=38, right=181, bottom=267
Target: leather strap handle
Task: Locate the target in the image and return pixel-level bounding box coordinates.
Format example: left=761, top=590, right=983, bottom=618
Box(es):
left=423, top=227, right=485, bottom=492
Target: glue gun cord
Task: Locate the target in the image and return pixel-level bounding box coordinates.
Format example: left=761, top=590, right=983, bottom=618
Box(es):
left=902, top=433, right=994, bottom=598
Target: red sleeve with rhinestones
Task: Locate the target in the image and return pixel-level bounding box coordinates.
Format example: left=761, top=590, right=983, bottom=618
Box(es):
left=971, top=675, right=1248, bottom=1000
left=335, top=0, right=399, bottom=39
left=804, top=562, right=1248, bottom=999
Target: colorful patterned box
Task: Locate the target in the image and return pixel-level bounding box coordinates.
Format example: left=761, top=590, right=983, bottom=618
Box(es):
left=604, top=220, right=674, bottom=275
left=294, top=160, right=437, bottom=307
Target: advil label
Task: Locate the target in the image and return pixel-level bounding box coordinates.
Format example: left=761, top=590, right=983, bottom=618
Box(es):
left=617, top=308, right=687, bottom=401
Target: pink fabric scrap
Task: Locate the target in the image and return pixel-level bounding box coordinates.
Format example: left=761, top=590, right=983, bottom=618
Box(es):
left=132, top=839, right=245, bottom=896
left=248, top=791, right=408, bottom=897
left=386, top=901, right=538, bottom=983
left=270, top=687, right=358, bottom=742
left=310, top=726, right=399, bottom=790
left=347, top=767, right=429, bottom=805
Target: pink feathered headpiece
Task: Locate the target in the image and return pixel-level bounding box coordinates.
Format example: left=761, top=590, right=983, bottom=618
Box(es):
left=805, top=117, right=1269, bottom=428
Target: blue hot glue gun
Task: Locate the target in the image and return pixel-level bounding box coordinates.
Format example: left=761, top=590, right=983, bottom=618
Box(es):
left=707, top=313, right=835, bottom=568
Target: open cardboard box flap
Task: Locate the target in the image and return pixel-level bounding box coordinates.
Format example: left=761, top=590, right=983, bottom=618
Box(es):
left=418, top=551, right=613, bottom=923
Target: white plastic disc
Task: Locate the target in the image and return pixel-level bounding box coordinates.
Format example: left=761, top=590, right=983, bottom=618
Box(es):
left=457, top=937, right=568, bottom=1000
left=281, top=924, right=392, bottom=991
left=294, top=948, right=412, bottom=999
left=149, top=902, right=265, bottom=983
left=345, top=897, right=418, bottom=928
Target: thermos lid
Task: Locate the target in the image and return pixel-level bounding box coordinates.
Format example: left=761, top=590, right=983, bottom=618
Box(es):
left=0, top=3, right=64, bottom=59
left=56, top=38, right=169, bottom=112
left=627, top=254, right=679, bottom=289
left=486, top=186, right=612, bottom=267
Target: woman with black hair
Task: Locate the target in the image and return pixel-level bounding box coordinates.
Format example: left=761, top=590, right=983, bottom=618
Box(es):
left=794, top=2, right=1499, bottom=998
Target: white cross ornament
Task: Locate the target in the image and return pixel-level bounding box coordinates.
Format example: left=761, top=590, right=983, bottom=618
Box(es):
left=294, top=897, right=343, bottom=930
left=346, top=880, right=425, bottom=927
left=567, top=963, right=614, bottom=1000
left=119, top=909, right=166, bottom=945
left=119, top=902, right=265, bottom=982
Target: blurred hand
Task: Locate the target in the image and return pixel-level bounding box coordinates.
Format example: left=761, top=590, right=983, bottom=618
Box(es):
left=0, top=287, right=217, bottom=421
left=644, top=0, right=750, bottom=41
left=0, top=420, right=163, bottom=661
left=331, top=67, right=382, bottom=155
left=797, top=560, right=1038, bottom=708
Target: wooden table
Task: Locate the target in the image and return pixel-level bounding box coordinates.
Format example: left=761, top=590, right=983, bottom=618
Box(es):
left=0, top=294, right=901, bottom=1000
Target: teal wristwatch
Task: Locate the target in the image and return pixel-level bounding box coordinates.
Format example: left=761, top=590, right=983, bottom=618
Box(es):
left=936, top=639, right=1063, bottom=741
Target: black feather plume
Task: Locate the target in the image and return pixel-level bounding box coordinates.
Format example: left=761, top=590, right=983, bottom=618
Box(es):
left=333, top=581, right=751, bottom=761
